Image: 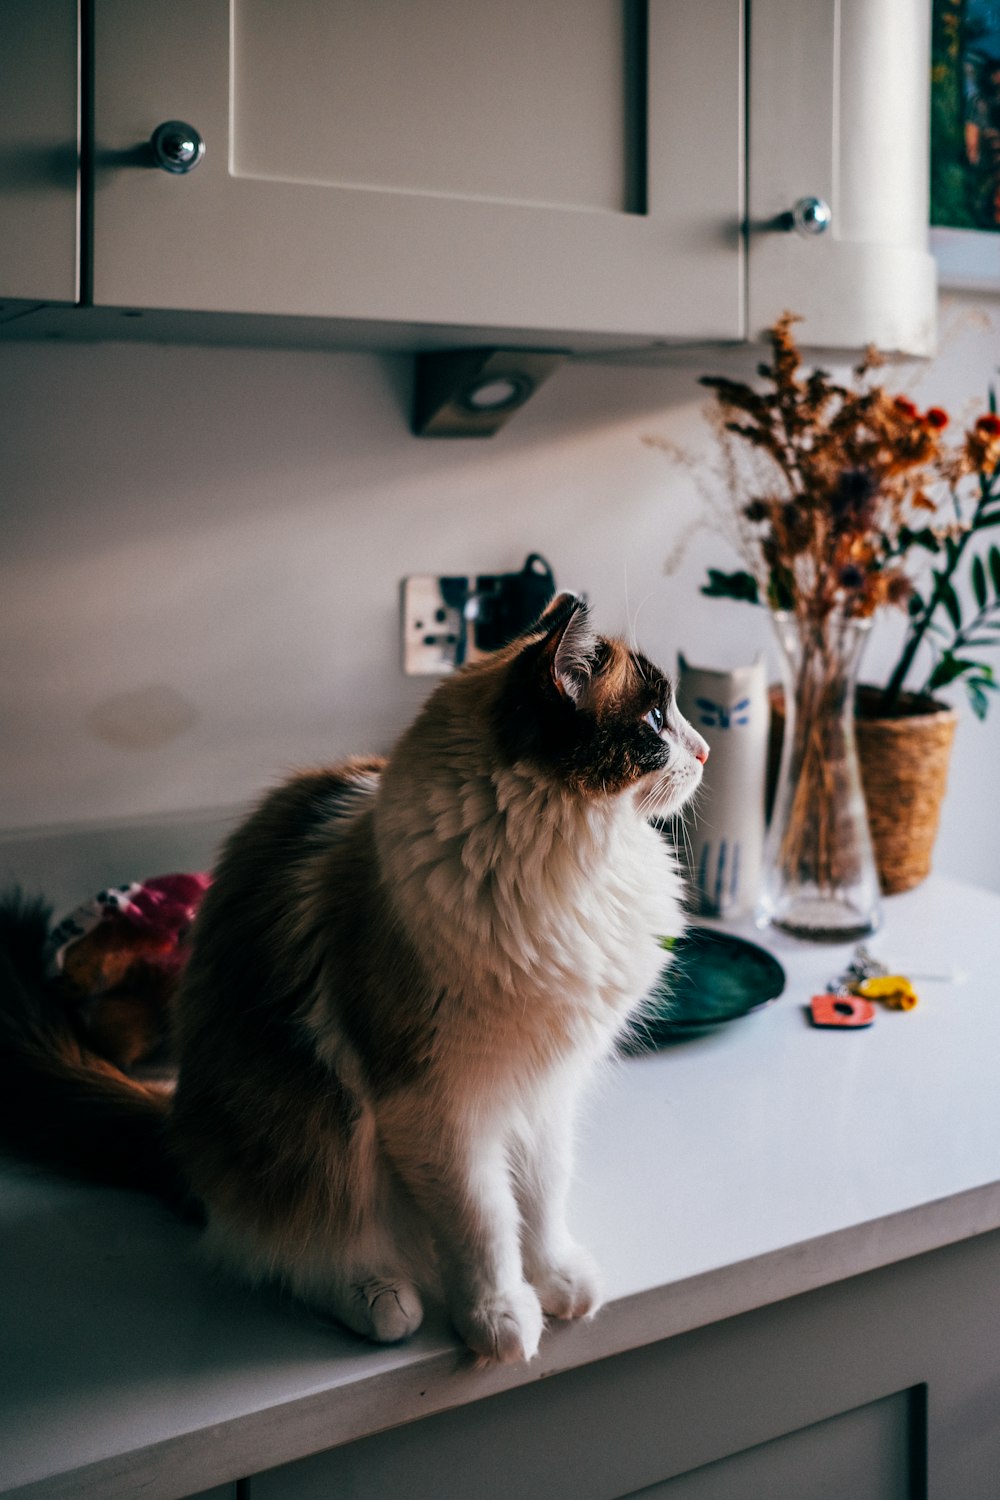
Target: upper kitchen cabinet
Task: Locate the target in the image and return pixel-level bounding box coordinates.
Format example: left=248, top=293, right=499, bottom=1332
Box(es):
left=0, top=0, right=79, bottom=317
left=87, top=0, right=745, bottom=350
left=1, top=0, right=936, bottom=355
left=748, top=0, right=936, bottom=355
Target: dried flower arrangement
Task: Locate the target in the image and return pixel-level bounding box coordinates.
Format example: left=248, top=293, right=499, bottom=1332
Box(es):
left=699, top=313, right=1000, bottom=719
left=685, top=315, right=1000, bottom=926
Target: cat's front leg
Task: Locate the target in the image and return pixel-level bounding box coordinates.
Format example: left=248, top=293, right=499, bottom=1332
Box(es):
left=381, top=1107, right=542, bottom=1363
left=510, top=1084, right=602, bottom=1322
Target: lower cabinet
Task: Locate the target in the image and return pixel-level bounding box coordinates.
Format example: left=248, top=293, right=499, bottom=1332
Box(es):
left=241, top=1229, right=1000, bottom=1500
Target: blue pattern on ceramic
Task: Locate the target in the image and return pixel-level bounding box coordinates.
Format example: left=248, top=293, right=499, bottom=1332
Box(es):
left=695, top=696, right=751, bottom=730
left=700, top=839, right=744, bottom=908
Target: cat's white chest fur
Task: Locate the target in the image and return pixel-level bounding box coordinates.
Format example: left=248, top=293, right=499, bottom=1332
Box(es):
left=378, top=760, right=683, bottom=1063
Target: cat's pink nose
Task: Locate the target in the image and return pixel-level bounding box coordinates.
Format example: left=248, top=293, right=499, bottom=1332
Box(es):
left=695, top=744, right=709, bottom=764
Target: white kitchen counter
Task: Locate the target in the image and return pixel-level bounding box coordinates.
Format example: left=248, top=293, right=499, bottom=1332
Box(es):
left=2, top=874, right=999, bottom=1499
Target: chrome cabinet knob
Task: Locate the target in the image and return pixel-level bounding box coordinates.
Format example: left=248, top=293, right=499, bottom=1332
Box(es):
left=149, top=120, right=205, bottom=174
left=788, top=196, right=832, bottom=237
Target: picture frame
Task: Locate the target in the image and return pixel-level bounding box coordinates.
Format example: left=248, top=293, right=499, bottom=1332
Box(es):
left=931, top=226, right=1000, bottom=290
left=930, top=0, right=1000, bottom=289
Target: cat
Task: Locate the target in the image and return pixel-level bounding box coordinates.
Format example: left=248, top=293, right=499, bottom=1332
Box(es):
left=0, top=593, right=708, bottom=1364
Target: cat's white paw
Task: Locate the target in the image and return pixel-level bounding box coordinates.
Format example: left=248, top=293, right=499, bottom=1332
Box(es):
left=454, top=1282, right=544, bottom=1364
left=351, top=1276, right=424, bottom=1343
left=530, top=1244, right=603, bottom=1321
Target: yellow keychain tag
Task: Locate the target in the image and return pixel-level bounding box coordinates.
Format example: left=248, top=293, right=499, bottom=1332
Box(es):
left=854, top=975, right=918, bottom=1011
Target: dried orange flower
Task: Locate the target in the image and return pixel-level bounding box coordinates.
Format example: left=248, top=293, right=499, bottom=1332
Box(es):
left=698, top=316, right=1000, bottom=718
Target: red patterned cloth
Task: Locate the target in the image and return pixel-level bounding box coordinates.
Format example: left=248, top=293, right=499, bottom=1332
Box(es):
left=44, top=872, right=211, bottom=999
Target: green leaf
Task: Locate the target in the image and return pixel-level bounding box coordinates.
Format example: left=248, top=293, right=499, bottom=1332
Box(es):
left=907, top=590, right=926, bottom=618
left=966, top=673, right=996, bottom=719
left=927, top=655, right=977, bottom=690
left=969, top=683, right=990, bottom=720
left=700, top=569, right=760, bottom=605
left=767, top=564, right=796, bottom=613
left=899, top=526, right=941, bottom=554
left=972, top=554, right=988, bottom=608
left=990, top=545, right=1000, bottom=596
left=936, top=576, right=963, bottom=631
left=973, top=511, right=1000, bottom=531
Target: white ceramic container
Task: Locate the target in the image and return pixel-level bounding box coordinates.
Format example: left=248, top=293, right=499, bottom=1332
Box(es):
left=676, top=655, right=770, bottom=918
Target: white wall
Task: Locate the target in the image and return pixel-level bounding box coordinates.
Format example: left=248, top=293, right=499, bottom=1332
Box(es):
left=2, top=292, right=999, bottom=908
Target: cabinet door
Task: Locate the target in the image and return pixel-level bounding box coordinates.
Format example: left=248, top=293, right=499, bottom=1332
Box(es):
left=748, top=0, right=936, bottom=355
left=249, top=1232, right=1000, bottom=1500
left=0, top=0, right=79, bottom=311
left=90, top=0, right=743, bottom=346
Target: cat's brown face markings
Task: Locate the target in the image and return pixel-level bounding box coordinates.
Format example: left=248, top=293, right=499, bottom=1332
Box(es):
left=492, top=600, right=703, bottom=800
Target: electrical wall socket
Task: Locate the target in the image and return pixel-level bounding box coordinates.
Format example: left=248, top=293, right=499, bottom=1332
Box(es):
left=401, top=557, right=556, bottom=675
left=401, top=575, right=479, bottom=675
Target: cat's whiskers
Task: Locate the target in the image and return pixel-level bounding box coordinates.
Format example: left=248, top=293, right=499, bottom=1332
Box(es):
left=635, top=784, right=663, bottom=821
left=621, top=565, right=657, bottom=654
left=676, top=811, right=696, bottom=873
left=639, top=791, right=663, bottom=821
left=636, top=771, right=679, bottom=822
left=634, top=784, right=656, bottom=819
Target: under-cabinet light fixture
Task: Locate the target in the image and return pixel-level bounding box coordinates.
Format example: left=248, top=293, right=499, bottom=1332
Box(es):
left=412, top=348, right=566, bottom=437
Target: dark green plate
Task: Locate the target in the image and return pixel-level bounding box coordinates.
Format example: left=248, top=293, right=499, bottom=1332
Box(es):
left=622, top=927, right=786, bottom=1052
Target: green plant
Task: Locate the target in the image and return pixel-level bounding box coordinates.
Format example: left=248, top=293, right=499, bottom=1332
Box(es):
left=697, top=317, right=1000, bottom=719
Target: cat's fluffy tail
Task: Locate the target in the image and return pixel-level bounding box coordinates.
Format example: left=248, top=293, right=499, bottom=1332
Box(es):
left=0, top=890, right=180, bottom=1201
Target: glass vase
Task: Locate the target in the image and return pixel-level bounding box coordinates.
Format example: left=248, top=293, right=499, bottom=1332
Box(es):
left=757, top=612, right=882, bottom=942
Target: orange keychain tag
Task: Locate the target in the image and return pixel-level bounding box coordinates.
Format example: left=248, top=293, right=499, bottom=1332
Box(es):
left=810, top=994, right=876, bottom=1029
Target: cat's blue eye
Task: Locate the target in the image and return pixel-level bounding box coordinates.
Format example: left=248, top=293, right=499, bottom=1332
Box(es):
left=644, top=706, right=664, bottom=734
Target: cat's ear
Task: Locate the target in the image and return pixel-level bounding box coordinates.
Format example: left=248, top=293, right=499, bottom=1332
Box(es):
left=536, top=592, right=599, bottom=703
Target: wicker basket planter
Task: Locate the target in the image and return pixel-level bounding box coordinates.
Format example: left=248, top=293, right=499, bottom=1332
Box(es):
left=854, top=687, right=958, bottom=894
left=768, top=686, right=958, bottom=896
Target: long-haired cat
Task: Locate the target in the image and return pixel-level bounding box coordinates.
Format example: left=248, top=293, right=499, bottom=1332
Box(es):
left=0, top=594, right=707, bottom=1363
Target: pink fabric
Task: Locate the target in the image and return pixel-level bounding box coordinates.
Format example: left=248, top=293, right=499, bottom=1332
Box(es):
left=101, top=872, right=210, bottom=935
left=44, top=872, right=211, bottom=988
